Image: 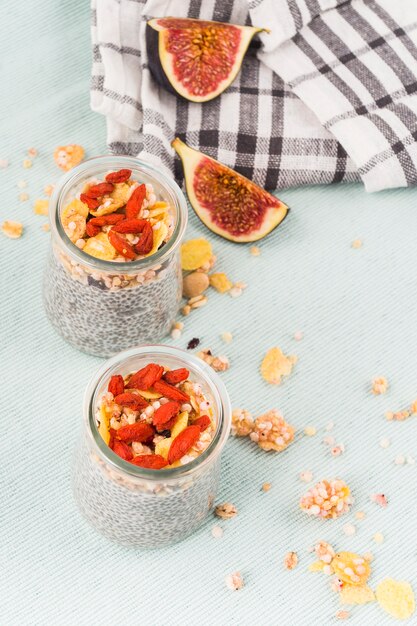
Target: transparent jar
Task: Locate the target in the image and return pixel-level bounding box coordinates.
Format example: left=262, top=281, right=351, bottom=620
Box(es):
left=43, top=156, right=188, bottom=357
left=72, top=345, right=231, bottom=547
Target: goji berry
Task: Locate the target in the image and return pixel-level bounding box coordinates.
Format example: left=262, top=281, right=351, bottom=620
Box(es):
left=128, top=363, right=164, bottom=390
left=153, top=401, right=181, bottom=427
left=86, top=214, right=125, bottom=237
left=80, top=193, right=99, bottom=210
left=109, top=428, right=117, bottom=449
left=85, top=182, right=114, bottom=198
left=108, top=229, right=136, bottom=260
left=105, top=169, right=132, bottom=184
left=108, top=374, right=125, bottom=396
left=86, top=221, right=100, bottom=237
left=193, top=415, right=211, bottom=431
left=112, top=439, right=133, bottom=461
left=153, top=379, right=190, bottom=403
left=116, top=422, right=154, bottom=443
left=135, top=222, right=153, bottom=255
left=130, top=454, right=168, bottom=469
left=168, top=425, right=200, bottom=464
left=126, top=183, right=146, bottom=219
left=163, top=368, right=190, bottom=385
left=112, top=218, right=148, bottom=234
left=113, top=392, right=148, bottom=411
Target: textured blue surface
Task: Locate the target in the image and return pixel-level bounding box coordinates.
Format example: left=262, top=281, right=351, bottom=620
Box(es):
left=1, top=2, right=417, bottom=625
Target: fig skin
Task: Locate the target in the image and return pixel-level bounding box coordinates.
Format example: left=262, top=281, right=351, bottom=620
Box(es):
left=146, top=24, right=179, bottom=98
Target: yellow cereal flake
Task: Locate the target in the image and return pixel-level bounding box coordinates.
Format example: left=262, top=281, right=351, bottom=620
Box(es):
left=340, top=584, right=375, bottom=605
left=62, top=198, right=89, bottom=219
left=98, top=406, right=111, bottom=445
left=181, top=238, right=212, bottom=271
left=209, top=272, right=233, bottom=293
left=134, top=389, right=162, bottom=400
left=308, top=561, right=325, bottom=573
left=90, top=182, right=132, bottom=216
left=34, top=199, right=49, bottom=216
left=171, top=412, right=189, bottom=439
left=148, top=201, right=169, bottom=218
left=54, top=144, right=85, bottom=171
left=260, top=347, right=297, bottom=385
left=2, top=220, right=23, bottom=239
left=155, top=437, right=172, bottom=460
left=22, top=159, right=32, bottom=169
left=376, top=579, right=415, bottom=620
left=83, top=232, right=116, bottom=261
left=63, top=213, right=86, bottom=243
left=332, top=552, right=371, bottom=586
left=145, top=222, right=168, bottom=257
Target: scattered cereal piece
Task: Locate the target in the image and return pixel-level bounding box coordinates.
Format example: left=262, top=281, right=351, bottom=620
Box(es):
left=309, top=561, right=325, bottom=573
left=229, top=286, right=243, bottom=298
left=323, top=435, right=335, bottom=445
left=170, top=328, right=181, bottom=340
left=262, top=482, right=272, bottom=492
left=300, top=470, right=313, bottom=483
left=209, top=272, right=233, bottom=293
left=372, top=377, right=388, bottom=395
left=33, top=199, right=49, bottom=216
left=331, top=445, right=344, bottom=457
left=22, top=159, right=32, bottom=169
left=27, top=147, right=38, bottom=158
left=182, top=304, right=191, bottom=316
left=197, top=349, right=230, bottom=372
left=407, top=456, right=415, bottom=465
left=373, top=532, right=384, bottom=544
left=376, top=578, right=415, bottom=620
left=183, top=271, right=209, bottom=298
left=300, top=479, right=352, bottom=519
left=0, top=158, right=9, bottom=168
left=187, top=337, right=200, bottom=350
left=335, top=609, right=351, bottom=620
left=44, top=184, right=54, bottom=197
left=332, top=552, right=371, bottom=585
left=221, top=331, right=233, bottom=344
left=211, top=525, right=223, bottom=539
left=379, top=437, right=391, bottom=449
left=326, top=421, right=334, bottom=431
left=181, top=239, right=212, bottom=271
left=250, top=409, right=294, bottom=452
left=314, top=541, right=335, bottom=563
left=225, top=572, right=244, bottom=591
left=395, top=455, right=405, bottom=466
left=370, top=493, right=388, bottom=508
left=231, top=408, right=254, bottom=437
left=54, top=144, right=85, bottom=171
left=355, top=511, right=366, bottom=520
left=250, top=245, right=260, bottom=256
left=304, top=426, right=317, bottom=437
left=294, top=331, right=303, bottom=341
left=351, top=239, right=362, bottom=249
left=340, top=584, right=375, bottom=605
left=215, top=502, right=237, bottom=519
left=18, top=192, right=29, bottom=202
left=261, top=347, right=297, bottom=385
left=283, top=552, right=298, bottom=570
left=343, top=523, right=356, bottom=537
left=17, top=180, right=27, bottom=189
left=2, top=220, right=23, bottom=239
left=363, top=552, right=374, bottom=562
left=42, top=223, right=50, bottom=232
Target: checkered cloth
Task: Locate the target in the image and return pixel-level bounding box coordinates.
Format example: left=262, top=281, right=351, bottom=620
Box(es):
left=91, top=0, right=417, bottom=191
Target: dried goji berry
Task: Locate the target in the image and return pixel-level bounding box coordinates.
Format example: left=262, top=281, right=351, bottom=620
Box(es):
left=105, top=169, right=132, bottom=184
left=130, top=454, right=168, bottom=469
left=153, top=379, right=190, bottom=403
left=126, top=183, right=146, bottom=219
left=86, top=214, right=125, bottom=237
left=128, top=363, right=164, bottom=390
left=80, top=193, right=99, bottom=210
left=163, top=368, right=190, bottom=385
left=112, top=218, right=148, bottom=234
left=193, top=415, right=211, bottom=432
left=108, top=229, right=136, bottom=260
left=153, top=401, right=181, bottom=427
left=85, top=182, right=114, bottom=198
left=135, top=222, right=153, bottom=255
left=112, top=439, right=133, bottom=461
left=116, top=422, right=154, bottom=443
left=109, top=427, right=117, bottom=449
left=168, top=425, right=200, bottom=464
left=156, top=417, right=177, bottom=433
left=108, top=374, right=125, bottom=396
left=86, top=221, right=100, bottom=237
left=113, top=392, right=148, bottom=411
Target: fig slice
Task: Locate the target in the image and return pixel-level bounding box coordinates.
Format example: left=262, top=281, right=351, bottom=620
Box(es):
left=172, top=138, right=289, bottom=243
left=147, top=17, right=266, bottom=103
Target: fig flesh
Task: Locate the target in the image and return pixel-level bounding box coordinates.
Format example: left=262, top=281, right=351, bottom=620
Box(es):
left=172, top=138, right=289, bottom=242
left=147, top=17, right=265, bottom=103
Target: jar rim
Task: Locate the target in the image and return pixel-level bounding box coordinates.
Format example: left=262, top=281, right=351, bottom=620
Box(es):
left=49, top=155, right=188, bottom=272
left=83, top=345, right=232, bottom=480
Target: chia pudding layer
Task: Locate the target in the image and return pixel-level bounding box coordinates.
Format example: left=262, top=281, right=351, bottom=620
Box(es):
left=72, top=346, right=231, bottom=548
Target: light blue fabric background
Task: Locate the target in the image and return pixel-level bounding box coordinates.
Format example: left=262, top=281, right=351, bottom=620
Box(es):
left=1, top=2, right=417, bottom=624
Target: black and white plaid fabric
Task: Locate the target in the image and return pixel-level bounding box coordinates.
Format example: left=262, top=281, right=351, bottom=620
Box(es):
left=91, top=0, right=417, bottom=191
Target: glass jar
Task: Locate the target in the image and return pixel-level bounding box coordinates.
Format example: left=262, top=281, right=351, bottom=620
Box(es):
left=72, top=345, right=231, bottom=547
left=43, top=156, right=188, bottom=357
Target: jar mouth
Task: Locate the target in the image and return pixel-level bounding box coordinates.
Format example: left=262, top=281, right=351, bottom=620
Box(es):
left=84, top=345, right=232, bottom=480
left=49, top=155, right=188, bottom=272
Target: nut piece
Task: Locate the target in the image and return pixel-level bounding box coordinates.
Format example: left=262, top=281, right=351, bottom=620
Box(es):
left=183, top=271, right=209, bottom=298
left=2, top=220, right=23, bottom=239
left=231, top=408, right=254, bottom=437
left=215, top=502, right=237, bottom=519
left=300, top=479, right=352, bottom=519
left=225, top=572, right=244, bottom=591
left=283, top=551, right=298, bottom=570
left=250, top=409, right=294, bottom=452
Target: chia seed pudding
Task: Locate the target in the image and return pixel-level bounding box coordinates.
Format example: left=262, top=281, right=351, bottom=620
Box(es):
left=43, top=157, right=188, bottom=357
left=72, top=345, right=231, bottom=547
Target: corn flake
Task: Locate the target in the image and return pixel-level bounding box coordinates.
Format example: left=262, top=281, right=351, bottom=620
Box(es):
left=34, top=199, right=49, bottom=216
left=2, top=220, right=23, bottom=239
left=332, top=552, right=371, bottom=586
left=308, top=561, right=325, bottom=573
left=340, top=584, right=375, bottom=605
left=54, top=144, right=84, bottom=171
left=181, top=239, right=212, bottom=271
left=209, top=272, right=233, bottom=293
left=376, top=578, right=415, bottom=620
left=83, top=232, right=116, bottom=260
left=261, top=347, right=297, bottom=385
